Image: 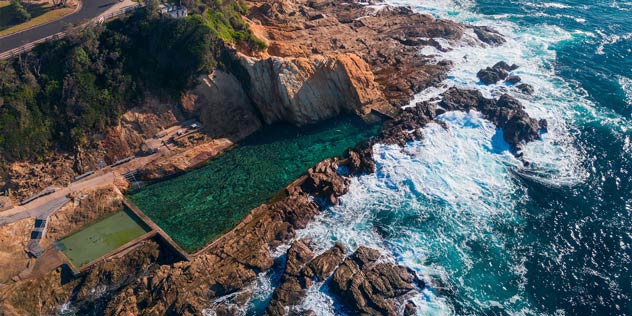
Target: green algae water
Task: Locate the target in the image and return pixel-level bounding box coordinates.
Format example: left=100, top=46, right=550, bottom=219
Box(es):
left=128, top=116, right=380, bottom=253
left=56, top=210, right=150, bottom=268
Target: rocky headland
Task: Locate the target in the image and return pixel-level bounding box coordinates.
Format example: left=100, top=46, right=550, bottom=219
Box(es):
left=0, top=0, right=547, bottom=315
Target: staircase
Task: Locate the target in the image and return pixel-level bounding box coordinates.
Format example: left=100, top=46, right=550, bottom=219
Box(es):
left=122, top=170, right=143, bottom=191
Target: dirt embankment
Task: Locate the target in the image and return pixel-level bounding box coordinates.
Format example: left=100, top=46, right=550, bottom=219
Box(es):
left=0, top=218, right=34, bottom=284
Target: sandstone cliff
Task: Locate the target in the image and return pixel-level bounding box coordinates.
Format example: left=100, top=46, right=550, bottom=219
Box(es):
left=239, top=53, right=392, bottom=125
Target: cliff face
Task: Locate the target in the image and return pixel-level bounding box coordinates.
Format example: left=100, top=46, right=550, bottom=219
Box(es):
left=239, top=53, right=392, bottom=125
left=241, top=0, right=470, bottom=113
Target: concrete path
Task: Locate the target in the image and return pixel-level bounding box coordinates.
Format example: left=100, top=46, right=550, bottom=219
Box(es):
left=0, top=0, right=128, bottom=54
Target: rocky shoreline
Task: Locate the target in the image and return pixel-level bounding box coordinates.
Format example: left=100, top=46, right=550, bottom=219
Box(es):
left=0, top=0, right=548, bottom=315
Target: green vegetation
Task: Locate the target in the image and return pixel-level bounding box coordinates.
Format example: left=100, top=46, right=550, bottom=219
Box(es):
left=9, top=0, right=30, bottom=22
left=199, top=0, right=266, bottom=50
left=0, top=1, right=262, bottom=162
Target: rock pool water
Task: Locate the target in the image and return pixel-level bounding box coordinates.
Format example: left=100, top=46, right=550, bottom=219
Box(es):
left=128, top=116, right=380, bottom=253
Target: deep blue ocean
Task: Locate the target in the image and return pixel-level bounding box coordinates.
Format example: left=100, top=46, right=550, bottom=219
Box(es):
left=241, top=1, right=632, bottom=315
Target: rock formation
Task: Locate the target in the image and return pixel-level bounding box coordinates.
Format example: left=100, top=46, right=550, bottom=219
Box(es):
left=440, top=87, right=546, bottom=147
left=239, top=53, right=392, bottom=125
left=331, top=246, right=422, bottom=315
left=265, top=241, right=424, bottom=316
left=236, top=0, right=491, bottom=125
left=477, top=61, right=519, bottom=85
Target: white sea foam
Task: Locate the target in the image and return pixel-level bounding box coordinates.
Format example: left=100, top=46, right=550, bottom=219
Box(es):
left=296, top=112, right=534, bottom=314
left=292, top=0, right=631, bottom=314
left=618, top=75, right=632, bottom=106
left=596, top=31, right=632, bottom=55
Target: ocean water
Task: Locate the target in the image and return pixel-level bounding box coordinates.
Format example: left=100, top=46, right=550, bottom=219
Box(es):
left=263, top=1, right=631, bottom=315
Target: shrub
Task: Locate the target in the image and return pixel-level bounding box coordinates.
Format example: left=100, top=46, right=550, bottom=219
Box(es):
left=10, top=0, right=31, bottom=23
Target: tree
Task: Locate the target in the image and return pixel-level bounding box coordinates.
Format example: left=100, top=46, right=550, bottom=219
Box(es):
left=145, top=0, right=160, bottom=18
left=10, top=0, right=31, bottom=22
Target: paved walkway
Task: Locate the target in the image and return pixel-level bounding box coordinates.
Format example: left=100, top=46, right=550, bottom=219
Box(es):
left=0, top=0, right=127, bottom=54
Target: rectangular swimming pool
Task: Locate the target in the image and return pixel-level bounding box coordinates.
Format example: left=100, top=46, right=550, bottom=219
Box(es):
left=55, top=209, right=151, bottom=268
left=129, top=116, right=380, bottom=253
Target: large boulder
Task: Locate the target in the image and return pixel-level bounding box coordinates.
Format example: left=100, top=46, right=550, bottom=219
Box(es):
left=330, top=246, right=420, bottom=316
left=471, top=25, right=506, bottom=46
left=477, top=61, right=519, bottom=85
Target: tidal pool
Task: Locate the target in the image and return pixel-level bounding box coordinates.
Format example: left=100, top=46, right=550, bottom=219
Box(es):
left=55, top=210, right=151, bottom=268
left=128, top=116, right=380, bottom=253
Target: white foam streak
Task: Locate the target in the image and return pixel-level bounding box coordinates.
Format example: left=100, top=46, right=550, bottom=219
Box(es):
left=618, top=75, right=632, bottom=106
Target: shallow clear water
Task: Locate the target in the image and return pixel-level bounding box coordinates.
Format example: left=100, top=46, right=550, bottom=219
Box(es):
left=128, top=117, right=380, bottom=253
left=273, top=1, right=632, bottom=315
left=56, top=210, right=150, bottom=268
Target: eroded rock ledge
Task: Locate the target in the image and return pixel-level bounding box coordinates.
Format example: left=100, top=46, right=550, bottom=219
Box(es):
left=234, top=0, right=502, bottom=125
left=265, top=240, right=423, bottom=316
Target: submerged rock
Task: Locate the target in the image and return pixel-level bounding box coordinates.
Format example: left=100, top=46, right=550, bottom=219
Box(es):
left=516, top=83, right=535, bottom=95
left=506, top=75, right=522, bottom=84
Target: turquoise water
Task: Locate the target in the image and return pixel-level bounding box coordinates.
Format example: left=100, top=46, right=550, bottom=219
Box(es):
left=128, top=117, right=380, bottom=253
left=246, top=1, right=632, bottom=315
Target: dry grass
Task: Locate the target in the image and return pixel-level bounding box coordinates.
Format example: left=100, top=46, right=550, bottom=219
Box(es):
left=0, top=3, right=74, bottom=37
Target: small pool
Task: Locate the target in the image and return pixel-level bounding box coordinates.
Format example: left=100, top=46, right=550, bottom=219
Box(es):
left=55, top=210, right=151, bottom=268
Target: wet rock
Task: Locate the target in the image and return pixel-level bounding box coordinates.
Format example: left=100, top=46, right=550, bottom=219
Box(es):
left=506, top=75, right=522, bottom=84
left=346, top=141, right=376, bottom=175
left=494, top=61, right=520, bottom=72
left=471, top=25, right=506, bottom=45
left=379, top=101, right=437, bottom=146
left=302, top=159, right=350, bottom=205
left=516, top=83, right=535, bottom=95
left=303, top=242, right=347, bottom=281
left=477, top=61, right=519, bottom=85
left=539, top=119, right=548, bottom=132
left=303, top=310, right=317, bottom=316
left=440, top=88, right=545, bottom=148
left=330, top=246, right=420, bottom=316
left=284, top=238, right=315, bottom=278
left=404, top=301, right=417, bottom=316
left=265, top=241, right=344, bottom=316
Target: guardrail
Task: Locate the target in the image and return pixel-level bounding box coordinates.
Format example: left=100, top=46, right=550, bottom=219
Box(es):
left=71, top=170, right=96, bottom=182
left=0, top=4, right=141, bottom=60
left=19, top=188, right=56, bottom=206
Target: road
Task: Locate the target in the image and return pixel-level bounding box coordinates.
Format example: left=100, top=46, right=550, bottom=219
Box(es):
left=0, top=0, right=121, bottom=54
left=0, top=172, right=115, bottom=226
left=0, top=121, right=195, bottom=226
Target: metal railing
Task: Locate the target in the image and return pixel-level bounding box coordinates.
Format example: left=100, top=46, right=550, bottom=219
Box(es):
left=0, top=3, right=141, bottom=60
